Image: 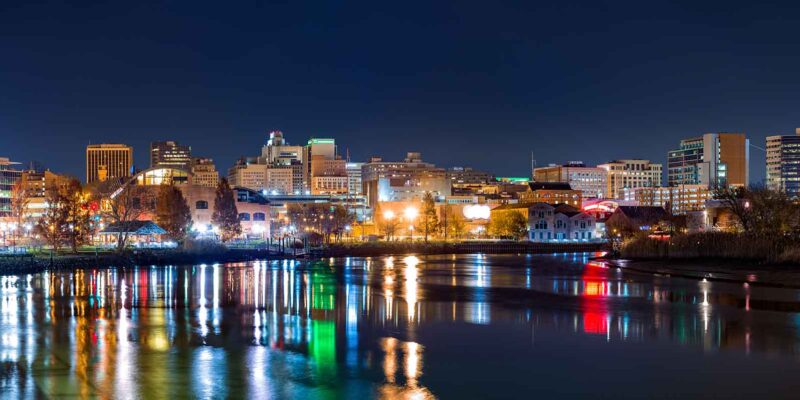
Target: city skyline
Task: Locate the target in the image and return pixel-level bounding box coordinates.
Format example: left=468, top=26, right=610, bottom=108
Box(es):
left=6, top=2, right=800, bottom=181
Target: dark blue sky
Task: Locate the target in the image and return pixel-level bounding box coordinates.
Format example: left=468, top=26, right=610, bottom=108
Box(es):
left=3, top=1, right=800, bottom=183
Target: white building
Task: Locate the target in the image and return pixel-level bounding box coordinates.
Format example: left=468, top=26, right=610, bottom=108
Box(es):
left=598, top=159, right=662, bottom=199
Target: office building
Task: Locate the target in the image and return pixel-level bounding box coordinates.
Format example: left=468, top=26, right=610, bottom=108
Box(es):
left=766, top=129, right=800, bottom=198
left=624, top=185, right=712, bottom=215
left=190, top=157, right=219, bottom=188
left=310, top=155, right=348, bottom=195
left=261, top=131, right=304, bottom=166
left=150, top=141, right=191, bottom=170
left=667, top=133, right=749, bottom=188
left=86, top=144, right=133, bottom=184
left=303, top=138, right=337, bottom=189
left=598, top=159, right=662, bottom=199
left=361, top=152, right=451, bottom=207
left=346, top=162, right=364, bottom=196
left=0, top=158, right=23, bottom=218
left=533, top=161, right=607, bottom=198
left=228, top=158, right=267, bottom=191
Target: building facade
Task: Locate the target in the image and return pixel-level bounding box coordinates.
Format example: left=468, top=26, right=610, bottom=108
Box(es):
left=346, top=162, right=364, bottom=196
left=0, top=158, right=23, bottom=218
left=527, top=203, right=596, bottom=242
left=766, top=129, right=800, bottom=198
left=533, top=161, right=607, bottom=198
left=150, top=141, right=191, bottom=170
left=86, top=144, right=133, bottom=184
left=598, top=159, right=662, bottom=200
left=624, top=185, right=712, bottom=214
left=667, top=133, right=749, bottom=188
left=190, top=157, right=220, bottom=188
left=518, top=182, right=582, bottom=207
left=361, top=152, right=451, bottom=207
left=309, top=155, right=348, bottom=195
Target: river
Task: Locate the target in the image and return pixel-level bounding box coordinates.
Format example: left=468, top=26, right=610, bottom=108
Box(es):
left=1, top=253, right=800, bottom=398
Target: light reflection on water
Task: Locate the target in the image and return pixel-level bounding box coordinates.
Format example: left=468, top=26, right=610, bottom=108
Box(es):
left=1, top=254, right=800, bottom=398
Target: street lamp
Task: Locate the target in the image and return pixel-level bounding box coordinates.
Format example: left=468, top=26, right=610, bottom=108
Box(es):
left=404, top=207, right=418, bottom=241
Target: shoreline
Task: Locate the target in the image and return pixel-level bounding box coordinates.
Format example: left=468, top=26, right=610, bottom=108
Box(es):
left=603, top=257, right=800, bottom=288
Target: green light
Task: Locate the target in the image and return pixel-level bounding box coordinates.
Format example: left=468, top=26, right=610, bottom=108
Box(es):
left=308, top=138, right=336, bottom=145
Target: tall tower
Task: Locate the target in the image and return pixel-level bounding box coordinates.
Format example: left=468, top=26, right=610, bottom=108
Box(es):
left=766, top=128, right=800, bottom=198
left=86, top=144, right=133, bottom=184
left=150, top=141, right=191, bottom=170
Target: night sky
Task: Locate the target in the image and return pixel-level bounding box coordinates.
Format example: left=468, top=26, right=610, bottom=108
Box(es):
left=3, top=1, right=800, bottom=183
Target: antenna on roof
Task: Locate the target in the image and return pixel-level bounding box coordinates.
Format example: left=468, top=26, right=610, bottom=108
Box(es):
left=530, top=151, right=537, bottom=179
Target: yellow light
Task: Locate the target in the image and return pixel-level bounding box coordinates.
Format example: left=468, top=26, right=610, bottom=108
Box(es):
left=383, top=210, right=395, bottom=220
left=404, top=207, right=418, bottom=220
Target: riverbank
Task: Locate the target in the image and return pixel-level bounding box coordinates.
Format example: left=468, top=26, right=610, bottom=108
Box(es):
left=604, top=257, right=800, bottom=288
left=0, top=248, right=279, bottom=275
left=0, top=241, right=606, bottom=274
left=317, top=241, right=604, bottom=257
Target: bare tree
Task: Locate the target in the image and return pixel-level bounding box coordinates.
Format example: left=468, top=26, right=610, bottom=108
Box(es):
left=9, top=176, right=32, bottom=246
left=93, top=179, right=155, bottom=251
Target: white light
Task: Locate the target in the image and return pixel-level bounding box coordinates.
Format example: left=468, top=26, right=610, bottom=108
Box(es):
left=463, top=204, right=491, bottom=220
left=403, top=207, right=418, bottom=220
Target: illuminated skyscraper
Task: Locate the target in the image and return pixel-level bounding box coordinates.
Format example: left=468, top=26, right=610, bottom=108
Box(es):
left=150, top=141, right=191, bottom=170
left=766, top=129, right=800, bottom=199
left=667, top=133, right=749, bottom=188
left=85, top=144, right=132, bottom=183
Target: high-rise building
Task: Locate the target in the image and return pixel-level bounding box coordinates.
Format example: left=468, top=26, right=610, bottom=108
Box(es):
left=228, top=158, right=267, bottom=191
left=361, top=152, right=451, bottom=207
left=667, top=133, right=749, bottom=188
left=310, top=155, right=348, bottom=195
left=533, top=161, right=607, bottom=198
left=261, top=131, right=304, bottom=166
left=598, top=159, right=662, bottom=199
left=346, top=162, right=364, bottom=196
left=86, top=144, right=133, bottom=184
left=190, top=157, right=219, bottom=188
left=150, top=141, right=192, bottom=170
left=259, top=131, right=306, bottom=192
left=303, top=138, right=337, bottom=189
left=766, top=129, right=800, bottom=198
left=0, top=158, right=23, bottom=218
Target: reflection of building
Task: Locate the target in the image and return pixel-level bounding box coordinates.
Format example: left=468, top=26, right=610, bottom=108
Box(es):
left=598, top=159, right=662, bottom=199
left=766, top=129, right=800, bottom=198
left=624, top=185, right=712, bottom=214
left=86, top=144, right=133, bottom=184
left=667, top=133, right=749, bottom=188
left=0, top=157, right=23, bottom=217
left=362, top=152, right=451, bottom=207
left=518, top=182, right=582, bottom=207
left=150, top=141, right=191, bottom=170
left=527, top=203, right=596, bottom=242
left=533, top=162, right=607, bottom=198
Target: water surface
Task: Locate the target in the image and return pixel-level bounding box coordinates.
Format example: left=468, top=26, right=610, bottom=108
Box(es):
left=2, top=253, right=800, bottom=398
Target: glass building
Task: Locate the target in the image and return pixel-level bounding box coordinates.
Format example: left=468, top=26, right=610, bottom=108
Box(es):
left=0, top=158, right=23, bottom=217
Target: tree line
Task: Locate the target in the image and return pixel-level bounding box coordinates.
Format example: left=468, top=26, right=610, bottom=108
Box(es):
left=9, top=175, right=243, bottom=252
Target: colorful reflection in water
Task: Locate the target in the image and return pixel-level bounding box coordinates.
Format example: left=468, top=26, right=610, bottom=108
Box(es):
left=1, top=254, right=800, bottom=398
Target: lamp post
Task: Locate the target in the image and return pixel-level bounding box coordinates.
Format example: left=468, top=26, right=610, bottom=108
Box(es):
left=404, top=207, right=418, bottom=242
left=383, top=210, right=395, bottom=241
